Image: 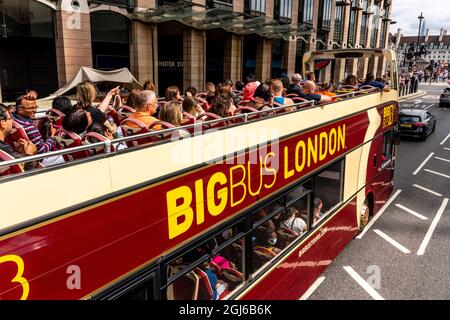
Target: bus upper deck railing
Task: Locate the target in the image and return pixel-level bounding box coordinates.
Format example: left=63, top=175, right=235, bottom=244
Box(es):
left=0, top=87, right=383, bottom=176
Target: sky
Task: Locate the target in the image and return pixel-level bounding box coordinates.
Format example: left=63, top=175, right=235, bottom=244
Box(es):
left=391, top=0, right=450, bottom=36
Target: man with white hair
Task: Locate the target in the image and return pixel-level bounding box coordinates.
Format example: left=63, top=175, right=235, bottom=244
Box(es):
left=286, top=73, right=303, bottom=97
left=301, top=81, right=331, bottom=103
left=127, top=90, right=161, bottom=129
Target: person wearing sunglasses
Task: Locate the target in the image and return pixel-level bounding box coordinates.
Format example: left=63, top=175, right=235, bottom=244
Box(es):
left=0, top=104, right=37, bottom=158
left=12, top=95, right=58, bottom=154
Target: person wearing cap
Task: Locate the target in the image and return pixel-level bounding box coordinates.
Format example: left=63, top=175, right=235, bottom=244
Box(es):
left=286, top=73, right=303, bottom=97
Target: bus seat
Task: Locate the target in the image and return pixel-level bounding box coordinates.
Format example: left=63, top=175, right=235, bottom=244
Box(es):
left=182, top=112, right=196, bottom=126
left=233, top=106, right=262, bottom=123
left=81, top=132, right=115, bottom=155
left=209, top=261, right=222, bottom=277
left=285, top=93, right=299, bottom=98
left=116, top=106, right=136, bottom=124
left=254, top=246, right=277, bottom=259
left=221, top=267, right=243, bottom=283
left=46, top=108, right=66, bottom=128
left=197, top=112, right=226, bottom=129
left=196, top=92, right=208, bottom=99
left=292, top=97, right=309, bottom=105
left=0, top=150, right=24, bottom=176
left=54, top=129, right=89, bottom=161
left=5, top=121, right=29, bottom=149
left=167, top=269, right=199, bottom=300
left=105, top=106, right=120, bottom=126
left=193, top=267, right=229, bottom=300
left=120, top=118, right=149, bottom=147
left=277, top=227, right=299, bottom=244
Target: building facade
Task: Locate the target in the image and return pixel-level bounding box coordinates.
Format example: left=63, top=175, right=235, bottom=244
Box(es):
left=394, top=28, right=450, bottom=68
left=0, top=0, right=393, bottom=101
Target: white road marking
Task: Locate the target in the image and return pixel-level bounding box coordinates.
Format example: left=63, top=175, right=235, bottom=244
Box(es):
left=356, top=189, right=402, bottom=239
left=424, top=104, right=434, bottom=110
left=414, top=99, right=422, bottom=104
left=440, top=133, right=450, bottom=145
left=423, top=95, right=440, bottom=100
left=417, top=198, right=449, bottom=256
left=395, top=204, right=428, bottom=220
left=435, top=156, right=450, bottom=163
left=413, top=152, right=434, bottom=175
left=424, top=169, right=450, bottom=179
left=413, top=184, right=443, bottom=197
left=444, top=147, right=450, bottom=151
left=343, top=266, right=385, bottom=300
left=299, top=276, right=326, bottom=300
left=373, top=229, right=411, bottom=254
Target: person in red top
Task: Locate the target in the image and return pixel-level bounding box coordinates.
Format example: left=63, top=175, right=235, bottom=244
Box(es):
left=127, top=90, right=161, bottom=130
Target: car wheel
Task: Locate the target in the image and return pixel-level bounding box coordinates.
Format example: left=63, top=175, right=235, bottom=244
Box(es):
left=420, top=131, right=427, bottom=141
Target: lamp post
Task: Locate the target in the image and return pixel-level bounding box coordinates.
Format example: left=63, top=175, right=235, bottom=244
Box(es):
left=416, top=12, right=424, bottom=55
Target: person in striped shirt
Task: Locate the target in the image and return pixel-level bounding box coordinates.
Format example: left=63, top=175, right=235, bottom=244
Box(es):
left=12, top=95, right=58, bottom=154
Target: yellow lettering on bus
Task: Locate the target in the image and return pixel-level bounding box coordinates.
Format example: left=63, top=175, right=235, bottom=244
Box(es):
left=338, top=124, right=346, bottom=151
left=0, top=254, right=29, bottom=300
left=247, top=157, right=263, bottom=197
left=263, top=152, right=277, bottom=189
left=207, top=172, right=228, bottom=215
left=283, top=146, right=294, bottom=179
left=194, top=179, right=205, bottom=225
left=166, top=186, right=194, bottom=239
left=307, top=135, right=318, bottom=167
left=329, top=128, right=337, bottom=155
left=230, top=165, right=246, bottom=207
left=319, top=131, right=328, bottom=161
left=295, top=140, right=306, bottom=172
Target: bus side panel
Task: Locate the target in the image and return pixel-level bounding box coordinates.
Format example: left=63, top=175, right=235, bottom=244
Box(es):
left=240, top=197, right=358, bottom=300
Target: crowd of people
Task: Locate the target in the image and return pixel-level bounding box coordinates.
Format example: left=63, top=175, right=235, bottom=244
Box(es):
left=0, top=71, right=388, bottom=174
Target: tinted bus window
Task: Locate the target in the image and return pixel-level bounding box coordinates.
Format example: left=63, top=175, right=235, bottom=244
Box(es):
left=312, top=160, right=344, bottom=226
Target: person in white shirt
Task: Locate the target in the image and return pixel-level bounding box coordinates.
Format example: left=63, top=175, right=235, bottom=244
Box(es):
left=281, top=207, right=307, bottom=235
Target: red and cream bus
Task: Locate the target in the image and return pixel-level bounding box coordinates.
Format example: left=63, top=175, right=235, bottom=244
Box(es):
left=0, top=49, right=399, bottom=300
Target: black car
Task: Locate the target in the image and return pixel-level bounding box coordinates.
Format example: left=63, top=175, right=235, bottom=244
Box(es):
left=399, top=109, right=436, bottom=141
left=439, top=87, right=450, bottom=108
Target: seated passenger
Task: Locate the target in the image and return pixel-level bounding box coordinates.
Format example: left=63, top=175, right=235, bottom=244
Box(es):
left=52, top=96, right=73, bottom=116
left=242, top=81, right=258, bottom=101
left=143, top=80, right=156, bottom=91
left=249, top=83, right=272, bottom=111
left=313, top=198, right=325, bottom=225
left=271, top=80, right=294, bottom=107
left=212, top=255, right=236, bottom=270
left=126, top=89, right=143, bottom=110
left=165, top=86, right=182, bottom=102
left=209, top=94, right=235, bottom=118
left=159, top=101, right=183, bottom=127
left=0, top=104, right=36, bottom=158
left=182, top=97, right=205, bottom=118
left=256, top=228, right=281, bottom=254
left=305, top=72, right=316, bottom=83
left=316, top=82, right=336, bottom=98
left=12, top=95, right=59, bottom=154
left=300, top=81, right=332, bottom=103
left=63, top=109, right=93, bottom=135
left=184, top=86, right=198, bottom=98
left=280, top=207, right=307, bottom=235
left=342, top=75, right=359, bottom=88
left=206, top=82, right=216, bottom=95
left=200, top=260, right=228, bottom=300
left=361, top=73, right=389, bottom=91
left=286, top=73, right=303, bottom=97
left=87, top=122, right=114, bottom=140
left=127, top=90, right=161, bottom=129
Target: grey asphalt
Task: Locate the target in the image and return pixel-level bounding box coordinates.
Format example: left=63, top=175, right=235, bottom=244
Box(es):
left=308, top=83, right=450, bottom=300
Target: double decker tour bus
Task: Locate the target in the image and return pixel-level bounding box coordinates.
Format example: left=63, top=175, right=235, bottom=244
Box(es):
left=0, top=49, right=399, bottom=300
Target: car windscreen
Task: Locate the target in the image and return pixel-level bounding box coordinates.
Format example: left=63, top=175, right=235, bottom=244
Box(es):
left=400, top=115, right=421, bottom=123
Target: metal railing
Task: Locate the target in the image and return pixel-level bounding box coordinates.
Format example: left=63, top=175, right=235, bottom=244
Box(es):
left=0, top=88, right=379, bottom=178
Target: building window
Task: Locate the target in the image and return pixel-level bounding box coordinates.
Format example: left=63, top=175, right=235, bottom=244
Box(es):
left=370, top=4, right=380, bottom=48
left=360, top=14, right=368, bottom=47
left=246, top=0, right=266, bottom=13
left=334, top=5, right=343, bottom=43
left=299, top=0, right=314, bottom=25
left=318, top=0, right=332, bottom=31
left=275, top=0, right=292, bottom=19
left=348, top=10, right=356, bottom=47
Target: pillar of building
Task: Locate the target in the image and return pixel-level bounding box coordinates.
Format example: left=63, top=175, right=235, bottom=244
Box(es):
left=55, top=0, right=93, bottom=88
left=281, top=0, right=299, bottom=77
left=255, top=38, right=272, bottom=82
left=130, top=22, right=158, bottom=90
left=224, top=34, right=243, bottom=83
left=350, top=9, right=363, bottom=76
left=371, top=0, right=385, bottom=77
left=130, top=1, right=157, bottom=89
left=333, top=2, right=352, bottom=83
left=183, top=28, right=206, bottom=92
left=322, top=1, right=337, bottom=82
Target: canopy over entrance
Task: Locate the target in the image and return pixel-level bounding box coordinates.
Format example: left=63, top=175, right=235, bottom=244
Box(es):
left=42, top=67, right=142, bottom=101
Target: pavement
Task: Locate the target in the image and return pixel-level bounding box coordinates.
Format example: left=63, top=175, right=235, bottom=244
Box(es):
left=304, top=83, right=450, bottom=300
